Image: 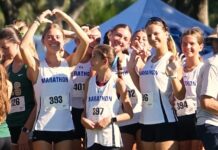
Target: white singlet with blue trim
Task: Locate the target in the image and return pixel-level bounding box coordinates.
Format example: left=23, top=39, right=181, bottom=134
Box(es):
left=175, top=62, right=203, bottom=117
left=70, top=61, right=91, bottom=108
left=139, top=51, right=177, bottom=124
left=33, top=59, right=74, bottom=131
left=113, top=54, right=142, bottom=126
left=86, top=74, right=122, bottom=148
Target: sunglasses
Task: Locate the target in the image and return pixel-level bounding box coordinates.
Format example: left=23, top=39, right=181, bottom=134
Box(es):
left=145, top=17, right=168, bottom=31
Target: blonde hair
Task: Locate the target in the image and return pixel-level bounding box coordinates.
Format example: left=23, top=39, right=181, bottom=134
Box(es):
left=0, top=65, right=10, bottom=123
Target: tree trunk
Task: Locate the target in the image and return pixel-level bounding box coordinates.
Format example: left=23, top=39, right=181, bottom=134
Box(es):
left=175, top=0, right=208, bottom=26
left=198, top=0, right=209, bottom=25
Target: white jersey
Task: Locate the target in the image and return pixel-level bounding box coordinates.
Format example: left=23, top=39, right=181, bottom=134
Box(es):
left=196, top=54, right=218, bottom=126
left=70, top=61, right=91, bottom=109
left=139, top=51, right=177, bottom=124
left=33, top=59, right=74, bottom=131
left=86, top=74, right=122, bottom=148
left=175, top=62, right=203, bottom=117
left=113, top=54, right=142, bottom=126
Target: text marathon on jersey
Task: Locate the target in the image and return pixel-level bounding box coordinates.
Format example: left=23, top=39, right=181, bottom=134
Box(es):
left=88, top=96, right=112, bottom=102
left=41, top=77, right=68, bottom=83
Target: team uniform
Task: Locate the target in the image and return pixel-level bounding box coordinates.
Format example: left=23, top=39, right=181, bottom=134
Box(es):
left=32, top=59, right=74, bottom=143
left=139, top=51, right=177, bottom=142
left=86, top=74, right=122, bottom=149
left=196, top=54, right=218, bottom=150
left=174, top=62, right=203, bottom=141
left=70, top=61, right=91, bottom=139
left=113, top=54, right=142, bottom=136
left=6, top=64, right=35, bottom=143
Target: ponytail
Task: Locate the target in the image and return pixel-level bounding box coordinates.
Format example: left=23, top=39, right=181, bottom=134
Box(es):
left=117, top=57, right=123, bottom=79
left=167, top=35, right=177, bottom=56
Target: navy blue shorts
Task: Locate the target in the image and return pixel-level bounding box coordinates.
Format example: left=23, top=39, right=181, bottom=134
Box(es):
left=176, top=114, right=198, bottom=141
left=119, top=123, right=141, bottom=137
left=196, top=124, right=218, bottom=150
left=71, top=108, right=85, bottom=139
left=32, top=130, right=75, bottom=144
left=141, top=122, right=177, bottom=142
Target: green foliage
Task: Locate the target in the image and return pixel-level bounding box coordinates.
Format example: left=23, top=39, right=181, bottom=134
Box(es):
left=77, top=0, right=136, bottom=26
left=209, top=0, right=218, bottom=28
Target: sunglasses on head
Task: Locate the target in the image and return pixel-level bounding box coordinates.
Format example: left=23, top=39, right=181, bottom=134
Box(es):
left=145, top=17, right=168, bottom=31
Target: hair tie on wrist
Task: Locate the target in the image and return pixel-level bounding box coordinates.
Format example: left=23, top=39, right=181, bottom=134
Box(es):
left=111, top=55, right=118, bottom=69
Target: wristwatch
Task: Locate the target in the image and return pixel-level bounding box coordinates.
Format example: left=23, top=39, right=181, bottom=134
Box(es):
left=21, top=127, right=30, bottom=133
left=111, top=117, right=117, bottom=123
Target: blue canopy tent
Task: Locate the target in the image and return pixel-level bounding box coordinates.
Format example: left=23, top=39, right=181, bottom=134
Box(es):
left=50, top=0, right=214, bottom=59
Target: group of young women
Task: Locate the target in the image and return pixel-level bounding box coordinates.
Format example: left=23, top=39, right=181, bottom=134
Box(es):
left=0, top=8, right=213, bottom=150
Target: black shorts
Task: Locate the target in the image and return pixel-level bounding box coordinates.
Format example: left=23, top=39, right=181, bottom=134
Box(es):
left=119, top=123, right=141, bottom=136
left=8, top=126, right=22, bottom=144
left=141, top=122, right=177, bottom=142
left=71, top=107, right=85, bottom=139
left=32, top=130, right=74, bottom=144
left=176, top=114, right=198, bottom=141
left=88, top=143, right=120, bottom=150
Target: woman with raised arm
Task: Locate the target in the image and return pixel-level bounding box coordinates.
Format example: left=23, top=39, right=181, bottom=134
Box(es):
left=174, top=27, right=204, bottom=150
left=108, top=24, right=143, bottom=150
left=129, top=17, right=185, bottom=150
left=20, top=9, right=89, bottom=150
left=0, top=26, right=36, bottom=150
left=0, top=64, right=12, bottom=150
left=81, top=44, right=133, bottom=150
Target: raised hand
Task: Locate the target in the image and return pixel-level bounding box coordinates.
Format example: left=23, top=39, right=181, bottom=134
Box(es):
left=37, top=9, right=53, bottom=24
left=166, top=53, right=183, bottom=79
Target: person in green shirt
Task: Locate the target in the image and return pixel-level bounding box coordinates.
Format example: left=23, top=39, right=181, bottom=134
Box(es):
left=0, top=64, right=12, bottom=150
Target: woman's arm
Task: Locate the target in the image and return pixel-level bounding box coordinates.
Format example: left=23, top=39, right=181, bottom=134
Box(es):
left=116, top=78, right=133, bottom=122
left=52, top=9, right=89, bottom=67
left=20, top=10, right=52, bottom=83
left=81, top=78, right=95, bottom=129
left=166, top=55, right=186, bottom=100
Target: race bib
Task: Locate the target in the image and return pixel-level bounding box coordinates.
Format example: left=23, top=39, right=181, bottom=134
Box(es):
left=10, top=96, right=25, bottom=113
left=128, top=89, right=137, bottom=107
left=142, top=92, right=153, bottom=108
left=89, top=103, right=111, bottom=122
left=176, top=97, right=197, bottom=116
left=44, top=95, right=69, bottom=110
left=72, top=83, right=85, bottom=97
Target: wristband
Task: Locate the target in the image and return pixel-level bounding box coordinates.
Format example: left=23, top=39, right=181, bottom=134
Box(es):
left=169, top=74, right=177, bottom=79
left=34, top=20, right=40, bottom=26
left=36, top=17, right=41, bottom=24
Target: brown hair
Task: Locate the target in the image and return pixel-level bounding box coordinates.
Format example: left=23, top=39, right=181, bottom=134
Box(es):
left=93, top=44, right=123, bottom=79
left=145, top=17, right=177, bottom=55
left=0, top=64, right=10, bottom=123
left=0, top=26, right=22, bottom=44
left=41, top=23, right=65, bottom=43
left=181, top=27, right=204, bottom=45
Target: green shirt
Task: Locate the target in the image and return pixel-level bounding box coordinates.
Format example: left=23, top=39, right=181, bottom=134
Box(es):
left=0, top=121, right=10, bottom=138
left=6, top=64, right=35, bottom=127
